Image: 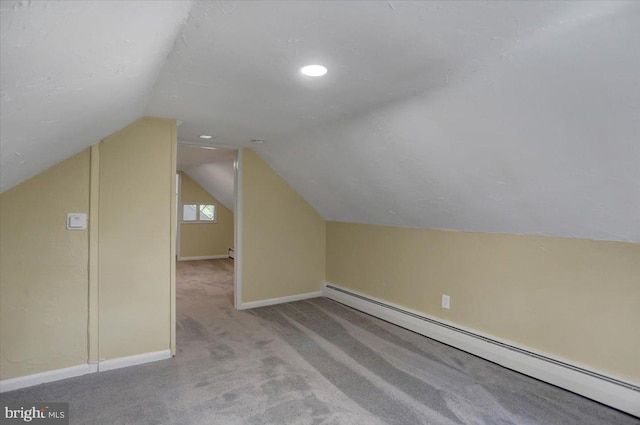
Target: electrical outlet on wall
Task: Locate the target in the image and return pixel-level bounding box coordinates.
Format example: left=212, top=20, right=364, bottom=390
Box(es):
left=442, top=294, right=450, bottom=309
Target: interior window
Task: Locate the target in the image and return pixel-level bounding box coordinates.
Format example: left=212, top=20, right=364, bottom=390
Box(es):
left=182, top=203, right=216, bottom=223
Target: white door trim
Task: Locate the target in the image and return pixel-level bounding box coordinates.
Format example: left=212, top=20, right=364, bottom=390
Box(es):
left=234, top=149, right=243, bottom=310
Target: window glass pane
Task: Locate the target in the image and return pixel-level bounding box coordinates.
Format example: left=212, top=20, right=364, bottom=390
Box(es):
left=183, top=204, right=197, bottom=221
left=200, top=204, right=215, bottom=221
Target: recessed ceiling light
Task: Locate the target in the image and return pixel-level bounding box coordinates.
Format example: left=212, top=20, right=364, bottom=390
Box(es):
left=251, top=139, right=264, bottom=145
left=300, top=64, right=328, bottom=77
left=199, top=135, right=213, bottom=139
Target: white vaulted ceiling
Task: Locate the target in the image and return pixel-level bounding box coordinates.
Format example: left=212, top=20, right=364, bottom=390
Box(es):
left=2, top=1, right=639, bottom=241
left=177, top=144, right=236, bottom=211
left=0, top=0, right=193, bottom=191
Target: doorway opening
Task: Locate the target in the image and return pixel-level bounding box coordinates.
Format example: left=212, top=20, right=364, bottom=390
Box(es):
left=173, top=143, right=241, bottom=353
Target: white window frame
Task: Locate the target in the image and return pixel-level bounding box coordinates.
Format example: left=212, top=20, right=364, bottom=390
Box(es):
left=181, top=202, right=218, bottom=223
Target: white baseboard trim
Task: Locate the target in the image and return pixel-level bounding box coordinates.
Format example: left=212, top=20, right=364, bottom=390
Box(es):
left=239, top=291, right=323, bottom=310
left=1, top=350, right=172, bottom=393
left=178, top=255, right=228, bottom=261
left=323, top=282, right=640, bottom=417
left=98, top=349, right=172, bottom=372
left=0, top=364, right=93, bottom=393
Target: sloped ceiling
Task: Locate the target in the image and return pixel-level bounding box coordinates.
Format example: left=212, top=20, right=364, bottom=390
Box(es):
left=177, top=144, right=235, bottom=211
left=2, top=1, right=639, bottom=242
left=0, top=0, right=192, bottom=191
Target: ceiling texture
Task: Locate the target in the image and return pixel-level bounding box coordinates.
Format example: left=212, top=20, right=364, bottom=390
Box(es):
left=2, top=1, right=639, bottom=242
left=0, top=0, right=193, bottom=191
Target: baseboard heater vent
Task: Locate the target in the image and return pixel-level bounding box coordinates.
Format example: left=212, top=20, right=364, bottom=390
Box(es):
left=323, top=283, right=640, bottom=417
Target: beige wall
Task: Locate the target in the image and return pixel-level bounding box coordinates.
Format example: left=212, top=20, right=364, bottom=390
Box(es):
left=98, top=117, right=175, bottom=360
left=179, top=172, right=234, bottom=258
left=326, top=221, right=640, bottom=382
left=0, top=150, right=90, bottom=380
left=0, top=117, right=176, bottom=380
left=5, top=123, right=636, bottom=391
left=241, top=149, right=325, bottom=302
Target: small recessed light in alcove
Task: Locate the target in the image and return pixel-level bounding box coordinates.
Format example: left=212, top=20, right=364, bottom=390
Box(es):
left=300, top=64, right=328, bottom=77
left=199, top=135, right=213, bottom=139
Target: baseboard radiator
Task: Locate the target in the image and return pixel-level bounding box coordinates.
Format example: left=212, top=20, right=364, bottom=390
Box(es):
left=323, top=283, right=640, bottom=417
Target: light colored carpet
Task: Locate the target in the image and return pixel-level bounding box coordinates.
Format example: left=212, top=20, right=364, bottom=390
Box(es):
left=1, top=259, right=637, bottom=424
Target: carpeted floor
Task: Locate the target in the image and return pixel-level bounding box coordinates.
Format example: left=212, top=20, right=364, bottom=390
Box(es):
left=1, top=259, right=637, bottom=424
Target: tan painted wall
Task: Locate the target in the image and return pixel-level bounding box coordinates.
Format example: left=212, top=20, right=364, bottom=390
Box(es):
left=98, top=117, right=176, bottom=360
left=241, top=149, right=325, bottom=302
left=179, top=172, right=234, bottom=258
left=0, top=150, right=90, bottom=380
left=326, top=221, right=640, bottom=382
